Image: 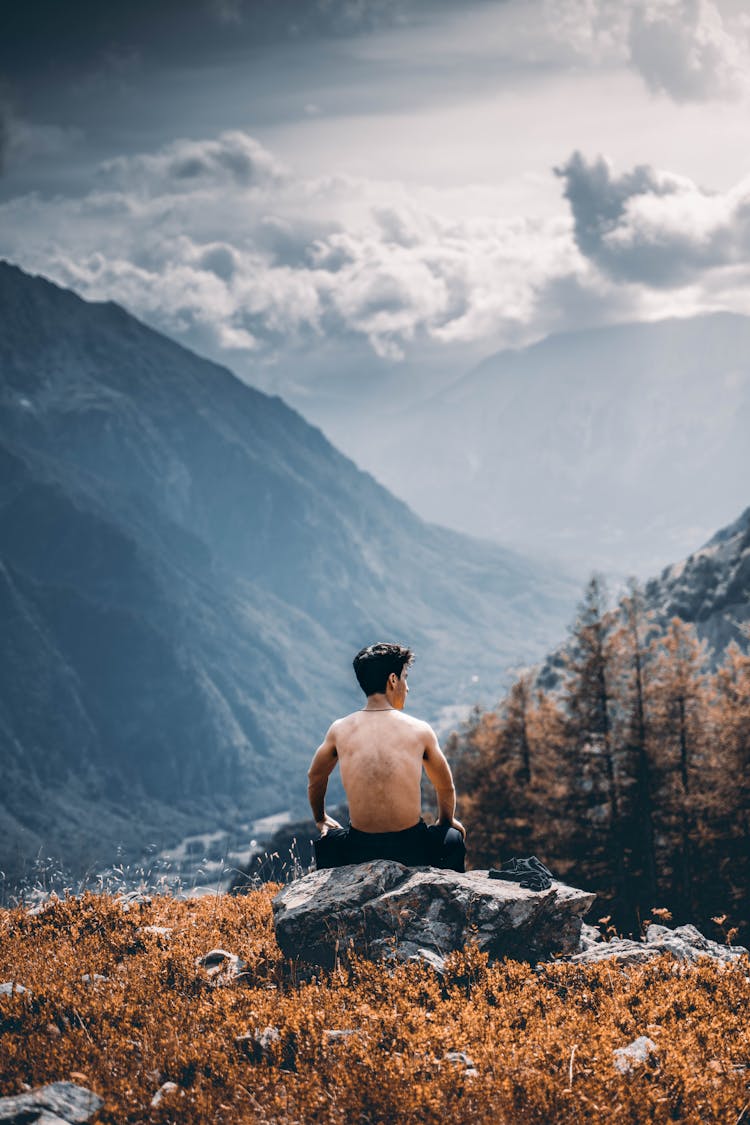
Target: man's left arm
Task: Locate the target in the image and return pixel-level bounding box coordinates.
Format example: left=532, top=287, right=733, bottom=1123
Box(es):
left=423, top=725, right=466, bottom=839
left=307, top=724, right=343, bottom=835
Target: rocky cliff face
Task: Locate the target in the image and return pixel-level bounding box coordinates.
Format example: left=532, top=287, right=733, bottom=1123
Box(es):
left=534, top=506, right=750, bottom=695
left=644, top=506, right=750, bottom=654
left=0, top=261, right=578, bottom=881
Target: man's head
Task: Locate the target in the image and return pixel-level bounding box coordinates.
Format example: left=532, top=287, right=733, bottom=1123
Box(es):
left=353, top=642, right=414, bottom=701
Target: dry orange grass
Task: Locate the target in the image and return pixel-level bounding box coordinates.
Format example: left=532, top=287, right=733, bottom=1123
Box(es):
left=1, top=888, right=748, bottom=1124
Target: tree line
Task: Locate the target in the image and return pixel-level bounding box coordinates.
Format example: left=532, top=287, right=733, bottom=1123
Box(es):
left=452, top=578, right=750, bottom=942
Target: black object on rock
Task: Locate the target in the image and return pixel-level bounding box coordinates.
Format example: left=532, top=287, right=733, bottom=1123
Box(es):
left=489, top=856, right=556, bottom=892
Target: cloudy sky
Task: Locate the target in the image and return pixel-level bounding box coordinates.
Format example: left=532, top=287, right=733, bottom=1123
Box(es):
left=2, top=0, right=750, bottom=412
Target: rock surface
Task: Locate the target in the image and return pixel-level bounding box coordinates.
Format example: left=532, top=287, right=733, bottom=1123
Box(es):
left=566, top=922, right=749, bottom=966
left=0, top=1082, right=102, bottom=1124
left=272, top=860, right=595, bottom=968
left=150, top=1082, right=183, bottom=1109
left=0, top=982, right=30, bottom=996
left=195, top=948, right=248, bottom=984
left=613, top=1036, right=658, bottom=1075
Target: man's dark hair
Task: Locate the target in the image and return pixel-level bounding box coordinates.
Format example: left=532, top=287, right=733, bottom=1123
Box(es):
left=353, top=642, right=414, bottom=697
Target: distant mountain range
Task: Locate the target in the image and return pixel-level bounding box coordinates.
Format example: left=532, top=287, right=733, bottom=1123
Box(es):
left=0, top=261, right=578, bottom=882
left=304, top=314, right=750, bottom=577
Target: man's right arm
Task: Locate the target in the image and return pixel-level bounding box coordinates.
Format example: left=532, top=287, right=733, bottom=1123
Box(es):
left=307, top=723, right=343, bottom=835
left=422, top=725, right=466, bottom=839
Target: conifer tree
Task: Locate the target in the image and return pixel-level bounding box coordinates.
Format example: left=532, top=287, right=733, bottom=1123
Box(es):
left=647, top=617, right=710, bottom=919
left=607, top=579, right=658, bottom=927
left=711, top=637, right=750, bottom=931
left=563, top=576, right=626, bottom=916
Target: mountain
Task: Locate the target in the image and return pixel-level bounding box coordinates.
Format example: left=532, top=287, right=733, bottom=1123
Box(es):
left=0, top=261, right=578, bottom=883
left=301, top=315, right=750, bottom=577
left=644, top=505, right=750, bottom=654
left=535, top=506, right=750, bottom=691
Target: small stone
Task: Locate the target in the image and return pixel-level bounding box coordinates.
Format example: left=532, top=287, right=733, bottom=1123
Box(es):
left=196, top=948, right=248, bottom=983
left=323, top=1029, right=359, bottom=1042
left=150, top=1082, right=183, bottom=1108
left=0, top=1081, right=103, bottom=1123
left=81, top=974, right=108, bottom=985
left=568, top=923, right=749, bottom=967
left=116, top=891, right=152, bottom=912
left=235, top=1026, right=280, bottom=1063
left=0, top=982, right=30, bottom=996
left=26, top=901, right=54, bottom=918
left=443, top=1050, right=476, bottom=1068
left=578, top=922, right=604, bottom=950
left=140, top=925, right=173, bottom=938
left=613, top=1036, right=658, bottom=1075
left=408, top=948, right=446, bottom=975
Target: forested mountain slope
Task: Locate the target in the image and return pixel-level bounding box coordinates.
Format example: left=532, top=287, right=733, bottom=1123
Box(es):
left=454, top=508, right=750, bottom=941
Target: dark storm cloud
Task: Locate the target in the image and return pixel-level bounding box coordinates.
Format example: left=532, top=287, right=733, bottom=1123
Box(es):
left=0, top=105, right=8, bottom=175
left=0, top=98, right=80, bottom=178
left=0, top=0, right=456, bottom=92
left=555, top=151, right=750, bottom=287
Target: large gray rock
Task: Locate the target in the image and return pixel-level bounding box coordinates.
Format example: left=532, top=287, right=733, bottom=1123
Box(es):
left=566, top=922, right=749, bottom=966
left=272, top=860, right=595, bottom=968
left=0, top=1082, right=102, bottom=1124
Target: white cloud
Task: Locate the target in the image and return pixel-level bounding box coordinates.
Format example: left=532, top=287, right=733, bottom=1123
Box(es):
left=557, top=150, right=750, bottom=287
left=628, top=0, right=745, bottom=101
left=0, top=129, right=580, bottom=363
left=98, top=131, right=286, bottom=195
left=3, top=127, right=750, bottom=377
left=543, top=0, right=749, bottom=102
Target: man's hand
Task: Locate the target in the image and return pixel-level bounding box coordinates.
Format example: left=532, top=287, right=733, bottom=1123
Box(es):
left=316, top=814, right=344, bottom=836
left=436, top=816, right=466, bottom=840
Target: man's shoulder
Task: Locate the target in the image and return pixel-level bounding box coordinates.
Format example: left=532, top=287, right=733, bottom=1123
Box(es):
left=329, top=711, right=361, bottom=732
left=398, top=710, right=429, bottom=725
left=397, top=712, right=435, bottom=736
left=331, top=710, right=433, bottom=731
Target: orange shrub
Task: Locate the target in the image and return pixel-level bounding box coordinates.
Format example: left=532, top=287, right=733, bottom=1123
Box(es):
left=1, top=889, right=748, bottom=1123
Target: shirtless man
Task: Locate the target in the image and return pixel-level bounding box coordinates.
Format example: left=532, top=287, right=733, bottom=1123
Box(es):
left=307, top=642, right=467, bottom=872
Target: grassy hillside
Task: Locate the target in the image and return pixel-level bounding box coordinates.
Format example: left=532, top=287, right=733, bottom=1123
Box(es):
left=1, top=890, right=748, bottom=1123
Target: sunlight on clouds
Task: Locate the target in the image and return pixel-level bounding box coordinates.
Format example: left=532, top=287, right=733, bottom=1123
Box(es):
left=544, top=0, right=750, bottom=102
left=3, top=125, right=750, bottom=373
left=0, top=129, right=579, bottom=362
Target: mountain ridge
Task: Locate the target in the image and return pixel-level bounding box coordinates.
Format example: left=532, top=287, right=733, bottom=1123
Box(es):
left=303, top=310, right=750, bottom=577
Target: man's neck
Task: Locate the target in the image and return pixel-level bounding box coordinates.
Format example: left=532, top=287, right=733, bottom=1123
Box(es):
left=361, top=693, right=394, bottom=712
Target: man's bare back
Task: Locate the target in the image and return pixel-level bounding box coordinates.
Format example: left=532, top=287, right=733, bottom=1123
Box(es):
left=323, top=709, right=446, bottom=831
left=307, top=650, right=465, bottom=840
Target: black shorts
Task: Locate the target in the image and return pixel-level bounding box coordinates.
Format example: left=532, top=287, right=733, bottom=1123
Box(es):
left=314, top=818, right=465, bottom=873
